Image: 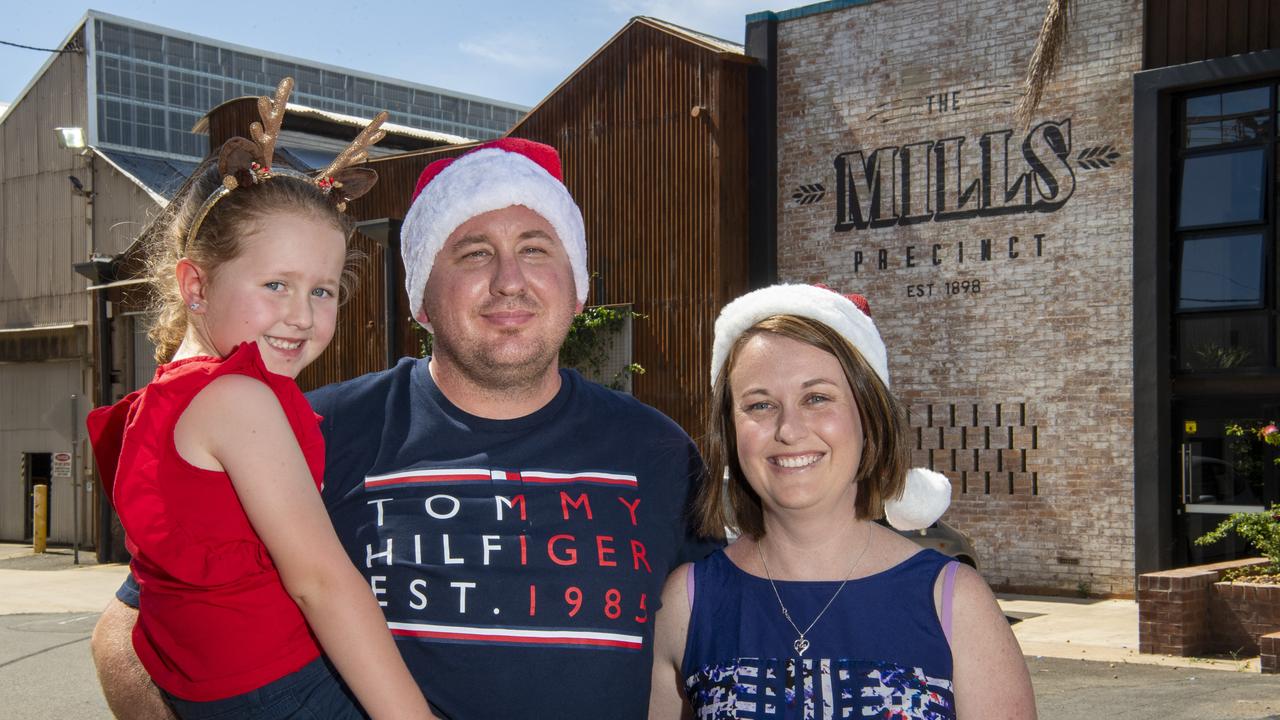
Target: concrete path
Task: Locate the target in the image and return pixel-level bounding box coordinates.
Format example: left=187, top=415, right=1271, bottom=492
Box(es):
left=0, top=543, right=129, bottom=615
left=1000, top=593, right=1263, bottom=672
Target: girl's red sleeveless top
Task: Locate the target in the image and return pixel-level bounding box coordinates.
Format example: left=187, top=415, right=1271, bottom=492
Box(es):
left=87, top=343, right=324, bottom=701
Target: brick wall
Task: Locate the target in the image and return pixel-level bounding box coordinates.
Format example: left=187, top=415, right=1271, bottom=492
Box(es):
left=1212, top=580, right=1280, bottom=657
left=1261, top=632, right=1280, bottom=674
left=772, top=0, right=1142, bottom=593
left=1137, top=558, right=1277, bottom=659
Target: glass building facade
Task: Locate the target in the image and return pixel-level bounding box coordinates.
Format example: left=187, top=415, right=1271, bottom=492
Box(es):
left=90, top=15, right=525, bottom=159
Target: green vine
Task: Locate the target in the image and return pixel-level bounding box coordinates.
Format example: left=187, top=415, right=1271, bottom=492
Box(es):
left=560, top=305, right=645, bottom=391
left=412, top=305, right=645, bottom=391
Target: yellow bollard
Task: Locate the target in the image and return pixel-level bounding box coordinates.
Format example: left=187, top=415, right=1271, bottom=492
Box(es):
left=33, top=484, right=48, bottom=554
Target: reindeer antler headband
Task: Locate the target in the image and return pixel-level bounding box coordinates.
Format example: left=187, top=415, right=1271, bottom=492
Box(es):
left=184, top=76, right=387, bottom=250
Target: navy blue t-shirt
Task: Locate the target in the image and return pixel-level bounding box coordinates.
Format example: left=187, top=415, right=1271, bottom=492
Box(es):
left=307, top=357, right=717, bottom=719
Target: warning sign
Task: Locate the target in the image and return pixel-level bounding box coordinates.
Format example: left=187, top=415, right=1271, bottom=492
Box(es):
left=52, top=451, right=72, bottom=478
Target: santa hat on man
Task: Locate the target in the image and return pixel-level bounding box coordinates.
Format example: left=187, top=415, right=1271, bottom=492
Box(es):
left=711, top=283, right=952, bottom=531
left=401, top=138, right=589, bottom=331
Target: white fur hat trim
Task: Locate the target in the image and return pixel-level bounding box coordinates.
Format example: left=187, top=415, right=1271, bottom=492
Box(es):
left=710, top=283, right=889, bottom=388
left=401, top=147, right=588, bottom=331
left=884, top=468, right=952, bottom=531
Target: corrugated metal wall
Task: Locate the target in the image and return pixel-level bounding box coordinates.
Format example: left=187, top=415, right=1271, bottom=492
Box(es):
left=0, top=27, right=101, bottom=545
left=0, top=35, right=89, bottom=328
left=1146, top=0, right=1280, bottom=68
left=0, top=360, right=85, bottom=543
left=295, top=229, right=395, bottom=391
left=95, top=167, right=163, bottom=256
left=508, top=20, right=753, bottom=434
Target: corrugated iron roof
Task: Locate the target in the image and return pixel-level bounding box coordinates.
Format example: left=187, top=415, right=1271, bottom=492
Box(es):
left=93, top=148, right=199, bottom=203
left=191, top=101, right=474, bottom=147
left=274, top=104, right=476, bottom=146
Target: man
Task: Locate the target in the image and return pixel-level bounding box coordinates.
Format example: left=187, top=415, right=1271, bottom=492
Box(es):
left=92, top=138, right=716, bottom=718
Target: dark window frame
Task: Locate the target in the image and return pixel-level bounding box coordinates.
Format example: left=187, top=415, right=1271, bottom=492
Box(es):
left=1171, top=80, right=1278, bottom=371
left=1134, top=50, right=1280, bottom=578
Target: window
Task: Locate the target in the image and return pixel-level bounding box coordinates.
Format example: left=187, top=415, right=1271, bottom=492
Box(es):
left=1185, top=87, right=1270, bottom=147
left=1177, top=232, right=1266, bottom=310
left=131, top=30, right=164, bottom=63
left=1177, top=149, right=1266, bottom=228
left=1177, top=314, right=1269, bottom=371
left=97, top=22, right=131, bottom=55
left=164, top=38, right=194, bottom=69
left=1173, top=83, right=1277, bottom=373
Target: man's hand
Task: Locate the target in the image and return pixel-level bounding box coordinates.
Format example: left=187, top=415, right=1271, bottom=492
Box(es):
left=90, top=599, right=175, bottom=720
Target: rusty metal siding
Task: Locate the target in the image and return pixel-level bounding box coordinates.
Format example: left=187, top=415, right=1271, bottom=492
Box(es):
left=1146, top=0, right=1280, bottom=68
left=203, top=98, right=262, bottom=151
left=506, top=21, right=752, bottom=434
left=295, top=229, right=391, bottom=391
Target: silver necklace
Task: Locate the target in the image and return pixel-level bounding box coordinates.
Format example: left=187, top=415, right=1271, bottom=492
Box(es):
left=755, top=524, right=872, bottom=656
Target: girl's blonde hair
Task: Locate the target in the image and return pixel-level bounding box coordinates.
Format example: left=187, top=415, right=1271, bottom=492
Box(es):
left=144, top=152, right=360, bottom=362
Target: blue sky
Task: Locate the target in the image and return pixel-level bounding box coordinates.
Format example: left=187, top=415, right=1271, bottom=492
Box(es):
left=0, top=1, right=808, bottom=109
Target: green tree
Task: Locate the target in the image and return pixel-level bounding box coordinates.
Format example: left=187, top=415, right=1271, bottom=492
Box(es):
left=1196, top=504, right=1280, bottom=576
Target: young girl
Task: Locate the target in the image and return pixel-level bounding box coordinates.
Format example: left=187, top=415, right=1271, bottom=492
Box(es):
left=87, top=78, right=435, bottom=720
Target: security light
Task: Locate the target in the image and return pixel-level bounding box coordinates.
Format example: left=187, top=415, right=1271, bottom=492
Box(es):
left=54, top=126, right=86, bottom=150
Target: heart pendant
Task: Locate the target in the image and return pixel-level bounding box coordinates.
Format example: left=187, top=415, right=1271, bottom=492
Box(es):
left=793, top=638, right=810, bottom=655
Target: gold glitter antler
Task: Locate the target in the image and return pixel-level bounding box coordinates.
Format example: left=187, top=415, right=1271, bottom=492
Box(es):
left=250, top=77, right=293, bottom=166
left=319, top=111, right=389, bottom=180
left=187, top=76, right=386, bottom=247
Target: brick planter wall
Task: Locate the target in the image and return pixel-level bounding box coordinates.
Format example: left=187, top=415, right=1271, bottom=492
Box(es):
left=1261, top=632, right=1280, bottom=674
left=1139, top=558, right=1279, bottom=667
left=1212, top=580, right=1280, bottom=656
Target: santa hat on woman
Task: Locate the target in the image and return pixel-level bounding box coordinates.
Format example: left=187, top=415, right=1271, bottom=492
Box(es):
left=711, top=283, right=952, bottom=531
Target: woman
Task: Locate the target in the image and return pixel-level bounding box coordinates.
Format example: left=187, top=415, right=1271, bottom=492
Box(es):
left=649, top=283, right=1035, bottom=719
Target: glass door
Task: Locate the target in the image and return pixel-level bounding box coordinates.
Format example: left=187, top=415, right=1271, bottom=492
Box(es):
left=1174, top=404, right=1280, bottom=566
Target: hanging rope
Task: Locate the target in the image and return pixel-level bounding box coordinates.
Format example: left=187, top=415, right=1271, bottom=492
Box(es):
left=1016, top=0, right=1071, bottom=129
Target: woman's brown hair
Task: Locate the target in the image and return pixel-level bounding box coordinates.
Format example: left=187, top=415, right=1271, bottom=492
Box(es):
left=695, top=314, right=909, bottom=539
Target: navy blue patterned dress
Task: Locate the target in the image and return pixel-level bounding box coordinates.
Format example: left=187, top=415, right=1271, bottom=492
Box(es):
left=682, top=548, right=957, bottom=720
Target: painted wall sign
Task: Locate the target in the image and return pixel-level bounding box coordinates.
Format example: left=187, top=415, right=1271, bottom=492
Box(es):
left=790, top=119, right=1123, bottom=232
left=770, top=0, right=1142, bottom=595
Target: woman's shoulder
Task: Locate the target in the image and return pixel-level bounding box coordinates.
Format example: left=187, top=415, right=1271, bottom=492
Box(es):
left=864, top=521, right=933, bottom=568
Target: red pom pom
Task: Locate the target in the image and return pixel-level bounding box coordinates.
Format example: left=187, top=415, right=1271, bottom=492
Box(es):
left=810, top=283, right=872, bottom=318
